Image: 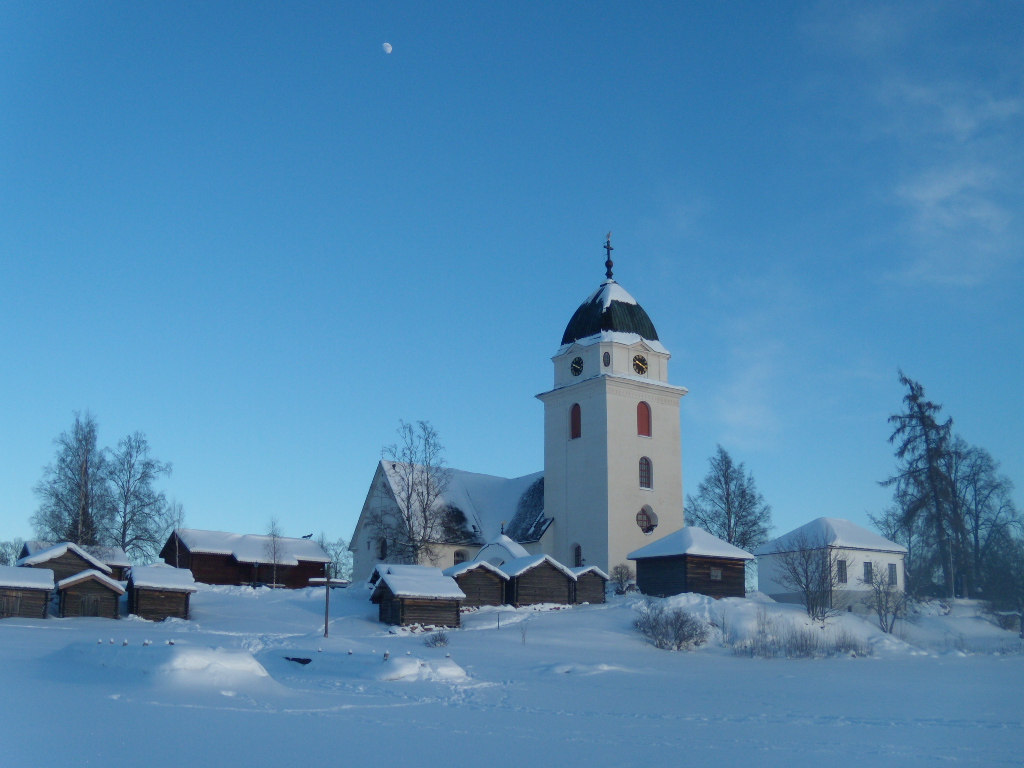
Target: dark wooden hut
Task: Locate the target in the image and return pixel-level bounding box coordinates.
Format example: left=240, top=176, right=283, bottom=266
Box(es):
left=127, top=565, right=198, bottom=621
left=159, top=529, right=330, bottom=588
left=0, top=565, right=53, bottom=620
left=20, top=542, right=131, bottom=580
left=502, top=555, right=576, bottom=607
left=57, top=570, right=124, bottom=619
left=570, top=566, right=609, bottom=604
left=628, top=527, right=754, bottom=599
left=17, top=542, right=113, bottom=583
left=443, top=561, right=508, bottom=607
left=370, top=566, right=464, bottom=627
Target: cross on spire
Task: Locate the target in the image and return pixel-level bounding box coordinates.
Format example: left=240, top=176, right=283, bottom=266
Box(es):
left=604, top=232, right=614, bottom=280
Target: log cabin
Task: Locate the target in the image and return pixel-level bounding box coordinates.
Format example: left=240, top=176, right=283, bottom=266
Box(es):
left=501, top=555, right=576, bottom=607
left=57, top=570, right=124, bottom=619
left=127, top=564, right=198, bottom=621
left=570, top=565, right=609, bottom=604
left=628, top=527, right=754, bottom=599
left=0, top=565, right=53, bottom=619
left=370, top=565, right=465, bottom=627
left=17, top=542, right=113, bottom=583
left=159, top=529, right=330, bottom=588
left=443, top=561, right=508, bottom=607
left=20, top=542, right=131, bottom=580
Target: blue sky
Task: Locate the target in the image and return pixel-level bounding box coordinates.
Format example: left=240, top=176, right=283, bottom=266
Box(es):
left=1, top=2, right=1021, bottom=546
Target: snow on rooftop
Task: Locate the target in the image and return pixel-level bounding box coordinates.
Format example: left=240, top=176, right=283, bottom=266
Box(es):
left=374, top=567, right=466, bottom=600
left=753, top=517, right=908, bottom=556
left=475, top=534, right=530, bottom=565
left=0, top=564, right=53, bottom=590
left=57, top=569, right=125, bottom=594
left=175, top=529, right=331, bottom=566
left=628, top=527, right=755, bottom=561
left=129, top=564, right=198, bottom=593
left=23, top=541, right=131, bottom=567
left=500, top=554, right=577, bottom=580
left=570, top=565, right=610, bottom=580
left=17, top=542, right=113, bottom=574
left=555, top=331, right=669, bottom=357
left=443, top=560, right=509, bottom=580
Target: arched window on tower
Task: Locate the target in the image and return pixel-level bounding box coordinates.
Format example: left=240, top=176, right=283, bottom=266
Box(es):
left=639, top=457, right=652, bottom=489
left=573, top=544, right=583, bottom=568
left=637, top=401, right=652, bottom=437
left=570, top=403, right=581, bottom=440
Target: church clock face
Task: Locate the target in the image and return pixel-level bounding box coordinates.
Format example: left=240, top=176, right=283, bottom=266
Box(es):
left=632, top=355, right=648, bottom=375
left=570, top=357, right=584, bottom=376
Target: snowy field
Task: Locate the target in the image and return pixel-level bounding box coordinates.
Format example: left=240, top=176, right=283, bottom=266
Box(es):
left=2, top=585, right=1021, bottom=767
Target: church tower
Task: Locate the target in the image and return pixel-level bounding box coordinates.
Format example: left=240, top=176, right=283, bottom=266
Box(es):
left=537, top=237, right=688, bottom=573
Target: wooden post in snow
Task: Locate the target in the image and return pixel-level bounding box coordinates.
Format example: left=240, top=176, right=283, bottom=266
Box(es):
left=324, top=564, right=331, bottom=638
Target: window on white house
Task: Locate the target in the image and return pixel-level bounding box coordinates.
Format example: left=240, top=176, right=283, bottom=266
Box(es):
left=454, top=550, right=468, bottom=565
left=888, top=562, right=898, bottom=586
left=837, top=559, right=847, bottom=584
left=710, top=567, right=722, bottom=581
left=863, top=561, right=873, bottom=584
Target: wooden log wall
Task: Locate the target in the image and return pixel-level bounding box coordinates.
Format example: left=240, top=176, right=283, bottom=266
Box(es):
left=130, top=587, right=190, bottom=621
left=59, top=580, right=120, bottom=619
left=573, top=573, right=607, bottom=604
left=454, top=570, right=504, bottom=607
left=506, top=561, right=573, bottom=606
left=635, top=555, right=688, bottom=597
left=27, top=551, right=96, bottom=582
left=399, top=598, right=460, bottom=627
left=0, top=588, right=49, bottom=619
left=684, top=555, right=746, bottom=599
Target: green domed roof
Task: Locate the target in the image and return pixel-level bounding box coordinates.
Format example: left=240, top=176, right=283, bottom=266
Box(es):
left=561, top=280, right=659, bottom=346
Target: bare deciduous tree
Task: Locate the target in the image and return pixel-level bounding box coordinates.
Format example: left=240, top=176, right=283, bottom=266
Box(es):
left=686, top=445, right=772, bottom=552
left=368, top=421, right=454, bottom=566
left=771, top=532, right=852, bottom=622
left=105, top=432, right=172, bottom=562
left=32, top=412, right=111, bottom=546
left=316, top=533, right=353, bottom=581
left=0, top=539, right=24, bottom=567
left=862, top=564, right=910, bottom=633
left=264, top=517, right=284, bottom=588
left=610, top=563, right=634, bottom=595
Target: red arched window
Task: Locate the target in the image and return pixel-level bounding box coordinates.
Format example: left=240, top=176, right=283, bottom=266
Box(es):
left=570, top=403, right=581, bottom=440
left=637, top=401, right=651, bottom=437
left=639, top=457, right=652, bottom=489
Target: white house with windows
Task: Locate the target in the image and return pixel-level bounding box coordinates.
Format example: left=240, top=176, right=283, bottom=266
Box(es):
left=349, top=240, right=689, bottom=581
left=754, top=517, right=907, bottom=610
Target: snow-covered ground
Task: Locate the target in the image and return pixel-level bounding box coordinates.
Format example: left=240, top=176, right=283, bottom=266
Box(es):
left=1, top=584, right=1021, bottom=767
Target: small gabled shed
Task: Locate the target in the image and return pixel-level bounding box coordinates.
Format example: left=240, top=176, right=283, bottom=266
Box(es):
left=370, top=567, right=465, bottom=627
left=570, top=565, right=609, bottom=604
left=20, top=542, right=131, bottom=580
left=17, top=542, right=113, bottom=583
left=628, top=527, right=754, bottom=599
left=502, top=555, right=576, bottom=607
left=127, top=565, right=198, bottom=621
left=443, top=561, right=508, bottom=607
left=0, top=565, right=53, bottom=619
left=57, top=570, right=124, bottom=619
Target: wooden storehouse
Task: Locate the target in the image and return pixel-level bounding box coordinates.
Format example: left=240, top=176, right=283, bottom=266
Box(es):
left=159, top=529, right=330, bottom=588
left=628, top=527, right=754, bottom=599
left=20, top=542, right=131, bottom=580
left=370, top=565, right=465, bottom=627
left=0, top=565, right=53, bottom=620
left=127, top=564, right=198, bottom=621
left=57, top=570, right=124, bottom=619
left=443, top=561, right=508, bottom=607
left=17, top=542, right=113, bottom=583
left=570, top=565, right=609, bottom=604
left=502, top=555, right=576, bottom=607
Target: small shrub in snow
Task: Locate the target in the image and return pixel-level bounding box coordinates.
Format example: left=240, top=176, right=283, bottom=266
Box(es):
left=634, top=600, right=709, bottom=651
left=610, top=564, right=634, bottom=595
left=423, top=630, right=449, bottom=648
left=737, top=605, right=870, bottom=658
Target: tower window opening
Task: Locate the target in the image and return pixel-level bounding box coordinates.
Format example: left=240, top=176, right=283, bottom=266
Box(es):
left=637, top=401, right=652, bottom=437
left=639, top=457, right=652, bottom=489
left=636, top=506, right=658, bottom=535
left=573, top=544, right=583, bottom=568
left=570, top=403, right=581, bottom=440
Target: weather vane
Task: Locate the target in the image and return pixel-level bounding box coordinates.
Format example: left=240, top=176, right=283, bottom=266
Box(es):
left=604, top=232, right=614, bottom=280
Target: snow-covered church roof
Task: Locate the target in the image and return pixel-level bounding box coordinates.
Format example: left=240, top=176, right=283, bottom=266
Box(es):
left=627, top=527, right=755, bottom=561
left=475, top=534, right=530, bottom=566
left=558, top=279, right=666, bottom=354
left=753, top=517, right=908, bottom=556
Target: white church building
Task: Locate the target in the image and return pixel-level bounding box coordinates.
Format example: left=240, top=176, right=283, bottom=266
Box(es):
left=350, top=241, right=688, bottom=581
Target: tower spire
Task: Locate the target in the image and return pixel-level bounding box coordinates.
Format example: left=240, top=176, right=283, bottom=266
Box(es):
left=604, top=232, right=614, bottom=280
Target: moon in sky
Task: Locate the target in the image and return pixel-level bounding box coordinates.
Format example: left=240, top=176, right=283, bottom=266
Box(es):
left=382, top=42, right=392, bottom=54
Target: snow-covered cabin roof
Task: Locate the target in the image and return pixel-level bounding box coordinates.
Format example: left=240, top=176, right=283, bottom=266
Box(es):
left=22, top=541, right=131, bottom=568
left=373, top=463, right=549, bottom=546
left=500, top=554, right=577, bottom=580
left=475, top=534, right=531, bottom=566
left=443, top=560, right=509, bottom=580
left=0, top=564, right=53, bottom=590
left=627, top=527, right=756, bottom=561
left=371, top=566, right=466, bottom=601
left=57, top=569, right=125, bottom=595
left=369, top=563, right=444, bottom=585
left=172, top=529, right=331, bottom=566
left=570, top=565, right=610, bottom=580
left=752, top=517, right=908, bottom=556
left=17, top=542, right=113, bottom=575
left=128, top=564, right=198, bottom=593
left=559, top=279, right=665, bottom=353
